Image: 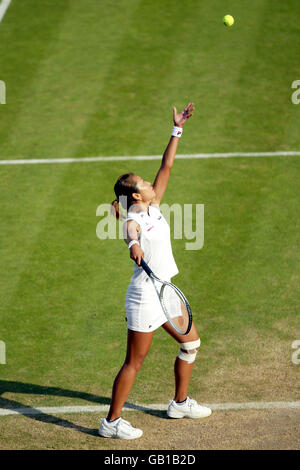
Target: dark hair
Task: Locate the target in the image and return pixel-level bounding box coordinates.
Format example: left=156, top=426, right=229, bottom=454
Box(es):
left=111, top=173, right=139, bottom=220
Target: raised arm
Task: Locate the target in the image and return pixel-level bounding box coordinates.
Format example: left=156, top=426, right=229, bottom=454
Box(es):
left=152, top=103, right=194, bottom=206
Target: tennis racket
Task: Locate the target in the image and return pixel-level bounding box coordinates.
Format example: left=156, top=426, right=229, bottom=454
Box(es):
left=140, top=259, right=192, bottom=335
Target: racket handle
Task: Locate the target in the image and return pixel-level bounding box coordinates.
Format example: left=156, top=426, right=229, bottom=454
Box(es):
left=140, top=258, right=154, bottom=277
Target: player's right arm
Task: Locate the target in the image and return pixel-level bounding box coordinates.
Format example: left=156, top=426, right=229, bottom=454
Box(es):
left=152, top=103, right=194, bottom=206
left=123, top=219, right=144, bottom=265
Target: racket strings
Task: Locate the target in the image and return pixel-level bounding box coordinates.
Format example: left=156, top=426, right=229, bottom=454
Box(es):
left=160, top=284, right=191, bottom=334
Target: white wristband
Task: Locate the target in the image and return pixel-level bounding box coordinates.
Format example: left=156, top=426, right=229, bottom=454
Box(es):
left=128, top=240, right=139, bottom=249
left=171, top=126, right=183, bottom=138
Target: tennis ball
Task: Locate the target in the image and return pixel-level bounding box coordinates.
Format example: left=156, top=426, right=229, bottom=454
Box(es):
left=223, top=15, right=234, bottom=27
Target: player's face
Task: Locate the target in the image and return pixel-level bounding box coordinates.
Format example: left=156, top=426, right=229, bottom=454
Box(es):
left=135, top=176, right=156, bottom=202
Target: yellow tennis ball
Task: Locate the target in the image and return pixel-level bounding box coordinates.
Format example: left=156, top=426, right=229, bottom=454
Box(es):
left=223, top=15, right=234, bottom=27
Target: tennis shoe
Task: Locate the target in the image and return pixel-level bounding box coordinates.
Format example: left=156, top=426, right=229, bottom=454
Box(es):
left=167, top=397, right=212, bottom=419
left=98, top=417, right=143, bottom=440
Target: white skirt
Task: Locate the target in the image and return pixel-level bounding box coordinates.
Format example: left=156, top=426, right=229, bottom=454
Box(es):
left=125, top=278, right=168, bottom=332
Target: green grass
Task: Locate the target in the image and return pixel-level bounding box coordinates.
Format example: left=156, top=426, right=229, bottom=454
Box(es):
left=0, top=158, right=299, bottom=406
left=0, top=0, right=299, bottom=415
left=0, top=0, right=300, bottom=158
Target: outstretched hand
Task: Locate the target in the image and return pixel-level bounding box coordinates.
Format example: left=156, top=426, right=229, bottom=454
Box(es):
left=173, top=102, right=194, bottom=128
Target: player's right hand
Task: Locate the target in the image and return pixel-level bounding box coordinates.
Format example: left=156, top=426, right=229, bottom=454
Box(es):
left=130, top=244, right=144, bottom=266
left=173, top=102, right=194, bottom=127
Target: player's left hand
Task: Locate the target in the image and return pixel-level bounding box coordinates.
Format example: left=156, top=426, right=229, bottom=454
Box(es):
left=173, top=102, right=194, bottom=127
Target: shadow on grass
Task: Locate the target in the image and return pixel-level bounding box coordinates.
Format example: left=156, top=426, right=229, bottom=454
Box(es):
left=0, top=380, right=168, bottom=437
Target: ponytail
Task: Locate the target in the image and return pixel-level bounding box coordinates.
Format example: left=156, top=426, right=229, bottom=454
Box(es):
left=111, top=199, right=122, bottom=220
left=111, top=173, right=139, bottom=220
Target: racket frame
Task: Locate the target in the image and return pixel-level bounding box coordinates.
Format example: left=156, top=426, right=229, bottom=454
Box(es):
left=140, top=259, right=192, bottom=335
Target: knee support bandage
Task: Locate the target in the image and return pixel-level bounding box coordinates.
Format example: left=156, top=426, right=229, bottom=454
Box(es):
left=177, top=338, right=201, bottom=364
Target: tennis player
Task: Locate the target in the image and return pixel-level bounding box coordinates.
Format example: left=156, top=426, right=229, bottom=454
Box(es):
left=99, top=103, right=211, bottom=440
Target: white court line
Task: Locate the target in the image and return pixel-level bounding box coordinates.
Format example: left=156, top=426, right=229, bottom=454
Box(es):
left=0, top=0, right=12, bottom=23
left=0, top=151, right=300, bottom=165
left=0, top=401, right=300, bottom=416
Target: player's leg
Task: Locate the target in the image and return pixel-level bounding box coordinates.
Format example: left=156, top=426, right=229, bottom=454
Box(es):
left=162, top=320, right=200, bottom=402
left=106, top=329, right=154, bottom=421
left=162, top=320, right=211, bottom=418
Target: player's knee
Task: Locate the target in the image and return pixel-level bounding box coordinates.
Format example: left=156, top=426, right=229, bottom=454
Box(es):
left=126, top=354, right=147, bottom=373
left=177, top=338, right=201, bottom=364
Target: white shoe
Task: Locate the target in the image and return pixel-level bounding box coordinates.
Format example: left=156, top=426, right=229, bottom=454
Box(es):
left=98, top=417, right=143, bottom=440
left=167, top=397, right=212, bottom=419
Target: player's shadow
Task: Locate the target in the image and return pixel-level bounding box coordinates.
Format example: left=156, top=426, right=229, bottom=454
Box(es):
left=0, top=380, right=167, bottom=437
left=0, top=380, right=111, bottom=436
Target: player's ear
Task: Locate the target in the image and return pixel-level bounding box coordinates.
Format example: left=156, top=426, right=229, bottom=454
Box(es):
left=132, top=192, right=142, bottom=201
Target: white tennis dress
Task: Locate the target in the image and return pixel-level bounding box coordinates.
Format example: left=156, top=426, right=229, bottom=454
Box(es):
left=124, top=205, right=179, bottom=332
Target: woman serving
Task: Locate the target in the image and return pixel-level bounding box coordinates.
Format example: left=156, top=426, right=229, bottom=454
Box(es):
left=99, top=103, right=211, bottom=440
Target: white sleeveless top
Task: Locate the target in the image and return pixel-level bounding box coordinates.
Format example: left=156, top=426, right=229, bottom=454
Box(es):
left=124, top=205, right=178, bottom=284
